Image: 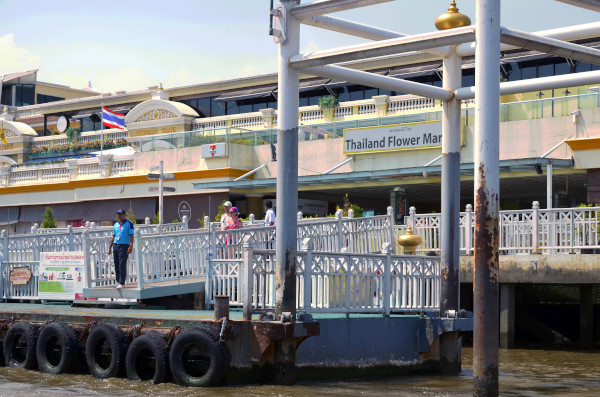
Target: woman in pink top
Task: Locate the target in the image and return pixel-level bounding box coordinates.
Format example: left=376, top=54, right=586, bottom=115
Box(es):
left=224, top=207, right=243, bottom=258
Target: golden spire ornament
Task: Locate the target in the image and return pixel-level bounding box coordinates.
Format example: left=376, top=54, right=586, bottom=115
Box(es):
left=435, top=1, right=471, bottom=31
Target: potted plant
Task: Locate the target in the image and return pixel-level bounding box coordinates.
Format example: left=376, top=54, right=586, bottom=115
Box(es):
left=65, top=127, right=81, bottom=143
left=318, top=95, right=339, bottom=122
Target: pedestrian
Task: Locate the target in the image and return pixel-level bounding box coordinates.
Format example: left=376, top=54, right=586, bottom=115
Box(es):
left=264, top=200, right=275, bottom=226
left=108, top=209, right=134, bottom=289
left=224, top=206, right=243, bottom=258
left=220, top=201, right=232, bottom=231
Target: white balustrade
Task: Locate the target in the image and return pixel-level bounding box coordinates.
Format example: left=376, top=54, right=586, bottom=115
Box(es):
left=111, top=159, right=134, bottom=174
left=388, top=96, right=435, bottom=113
left=301, top=107, right=324, bottom=122
left=357, top=103, right=376, bottom=115
left=334, top=106, right=353, bottom=118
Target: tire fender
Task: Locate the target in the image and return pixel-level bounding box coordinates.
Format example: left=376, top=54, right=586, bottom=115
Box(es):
left=3, top=321, right=38, bottom=369
left=36, top=322, right=79, bottom=374
left=125, top=331, right=170, bottom=384
left=169, top=327, right=230, bottom=387
left=85, top=323, right=130, bottom=378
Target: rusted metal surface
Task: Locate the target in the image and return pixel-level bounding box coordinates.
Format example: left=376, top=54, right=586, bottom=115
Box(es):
left=473, top=166, right=500, bottom=395
left=214, top=295, right=230, bottom=320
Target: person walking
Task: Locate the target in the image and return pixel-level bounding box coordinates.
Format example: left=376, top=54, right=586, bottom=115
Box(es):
left=264, top=200, right=275, bottom=226
left=224, top=207, right=243, bottom=258
left=108, top=209, right=134, bottom=289
left=220, top=201, right=233, bottom=231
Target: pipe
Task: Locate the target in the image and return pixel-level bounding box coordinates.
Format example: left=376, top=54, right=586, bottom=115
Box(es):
left=424, top=154, right=443, bottom=167
left=455, top=70, right=600, bottom=100
left=540, top=139, right=567, bottom=159
left=303, top=64, right=452, bottom=100
left=473, top=0, right=500, bottom=395
left=290, top=26, right=474, bottom=70
left=547, top=161, right=553, bottom=209
left=323, top=157, right=353, bottom=175
left=234, top=164, right=267, bottom=181
left=291, top=0, right=392, bottom=19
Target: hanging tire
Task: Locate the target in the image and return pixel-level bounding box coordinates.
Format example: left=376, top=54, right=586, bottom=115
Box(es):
left=169, top=327, right=229, bottom=387
left=125, top=331, right=170, bottom=384
left=85, top=323, right=130, bottom=378
left=36, top=322, right=79, bottom=374
left=3, top=321, right=37, bottom=369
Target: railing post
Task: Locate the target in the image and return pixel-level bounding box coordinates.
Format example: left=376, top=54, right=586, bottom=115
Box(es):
left=382, top=242, right=392, bottom=316
left=465, top=204, right=473, bottom=255
left=242, top=236, right=255, bottom=321
left=145, top=217, right=151, bottom=225
left=249, top=213, right=255, bottom=225
left=387, top=206, right=395, bottom=254
left=134, top=229, right=144, bottom=290
left=204, top=216, right=211, bottom=230
left=532, top=201, right=539, bottom=254
left=182, top=215, right=189, bottom=230
left=409, top=206, right=417, bottom=231
left=348, top=209, right=354, bottom=218
left=31, top=223, right=38, bottom=234
left=297, top=211, right=303, bottom=222
left=336, top=209, right=344, bottom=251
left=67, top=225, right=74, bottom=251
left=82, top=229, right=91, bottom=289
left=1, top=230, right=7, bottom=299
left=302, top=238, right=313, bottom=314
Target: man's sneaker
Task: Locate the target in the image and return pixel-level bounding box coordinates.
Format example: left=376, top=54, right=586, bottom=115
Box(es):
left=116, top=284, right=123, bottom=289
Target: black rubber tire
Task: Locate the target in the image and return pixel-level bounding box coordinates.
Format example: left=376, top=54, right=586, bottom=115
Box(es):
left=125, top=332, right=170, bottom=384
left=85, top=323, right=130, bottom=378
left=169, top=327, right=230, bottom=387
left=36, top=322, right=79, bottom=374
left=3, top=321, right=38, bottom=369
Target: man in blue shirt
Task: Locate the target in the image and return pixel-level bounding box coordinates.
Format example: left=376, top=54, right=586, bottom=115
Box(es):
left=108, top=209, right=134, bottom=289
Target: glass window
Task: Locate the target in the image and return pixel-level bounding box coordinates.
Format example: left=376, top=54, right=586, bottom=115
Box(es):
left=538, top=63, right=554, bottom=78
left=225, top=100, right=238, bottom=115
left=520, top=65, right=536, bottom=80
left=364, top=88, right=378, bottom=99
left=555, top=61, right=570, bottom=75
left=210, top=97, right=224, bottom=116
left=576, top=62, right=592, bottom=73
left=337, top=87, right=350, bottom=103
left=196, top=98, right=211, bottom=117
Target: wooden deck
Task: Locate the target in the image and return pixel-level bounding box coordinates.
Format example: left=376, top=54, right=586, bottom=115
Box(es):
left=82, top=276, right=206, bottom=300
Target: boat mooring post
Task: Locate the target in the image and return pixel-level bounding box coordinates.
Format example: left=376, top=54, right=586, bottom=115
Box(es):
left=440, top=44, right=462, bottom=375
left=272, top=0, right=300, bottom=385
left=473, top=0, right=500, bottom=395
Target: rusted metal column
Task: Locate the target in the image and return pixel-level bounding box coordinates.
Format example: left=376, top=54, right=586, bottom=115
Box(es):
left=273, top=0, right=300, bottom=385
left=473, top=0, right=500, bottom=396
left=275, top=0, right=299, bottom=321
left=440, top=47, right=462, bottom=375
left=214, top=295, right=230, bottom=320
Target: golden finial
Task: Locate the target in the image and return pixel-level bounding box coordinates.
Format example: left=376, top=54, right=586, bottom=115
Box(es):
left=435, top=1, right=471, bottom=31
left=398, top=226, right=423, bottom=255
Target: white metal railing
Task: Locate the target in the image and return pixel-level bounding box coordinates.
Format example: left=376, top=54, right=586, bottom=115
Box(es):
left=388, top=96, right=435, bottom=112
left=399, top=202, right=600, bottom=255
left=235, top=243, right=440, bottom=317
left=334, top=106, right=353, bottom=118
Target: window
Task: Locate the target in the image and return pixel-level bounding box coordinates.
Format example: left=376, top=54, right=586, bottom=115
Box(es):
left=37, top=94, right=64, bottom=104
left=15, top=84, right=35, bottom=106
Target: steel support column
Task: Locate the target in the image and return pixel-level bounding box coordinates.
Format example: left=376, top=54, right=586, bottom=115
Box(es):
left=440, top=47, right=462, bottom=374
left=274, top=0, right=300, bottom=385
left=473, top=0, right=500, bottom=395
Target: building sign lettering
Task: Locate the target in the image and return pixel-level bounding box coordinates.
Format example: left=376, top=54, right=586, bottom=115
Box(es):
left=343, top=121, right=443, bottom=154
left=9, top=266, right=32, bottom=285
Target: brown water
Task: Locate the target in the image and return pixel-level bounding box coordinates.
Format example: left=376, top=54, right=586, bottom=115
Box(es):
left=0, top=348, right=599, bottom=396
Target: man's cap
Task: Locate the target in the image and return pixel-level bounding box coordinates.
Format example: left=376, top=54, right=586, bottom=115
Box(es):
left=117, top=209, right=126, bottom=215
left=224, top=201, right=233, bottom=207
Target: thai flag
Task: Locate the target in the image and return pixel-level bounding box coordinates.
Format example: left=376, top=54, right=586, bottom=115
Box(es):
left=102, top=107, right=125, bottom=129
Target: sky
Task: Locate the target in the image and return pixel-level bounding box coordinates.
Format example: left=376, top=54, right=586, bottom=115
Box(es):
left=0, top=0, right=598, bottom=93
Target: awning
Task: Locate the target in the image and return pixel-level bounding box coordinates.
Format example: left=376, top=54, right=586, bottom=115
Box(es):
left=0, top=207, right=19, bottom=226
left=215, top=86, right=277, bottom=102
left=20, top=198, right=156, bottom=222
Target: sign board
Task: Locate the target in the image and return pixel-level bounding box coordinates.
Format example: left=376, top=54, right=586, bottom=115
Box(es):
left=38, top=252, right=86, bottom=300
left=147, top=173, right=175, bottom=180
left=343, top=121, right=443, bottom=154
left=201, top=142, right=228, bottom=158
left=149, top=186, right=176, bottom=192
left=9, top=266, right=32, bottom=285
left=178, top=201, right=192, bottom=221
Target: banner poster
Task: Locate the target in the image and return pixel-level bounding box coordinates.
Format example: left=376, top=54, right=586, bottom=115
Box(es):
left=38, top=252, right=86, bottom=300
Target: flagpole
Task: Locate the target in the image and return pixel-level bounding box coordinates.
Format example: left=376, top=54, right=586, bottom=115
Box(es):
left=0, top=121, right=4, bottom=187
left=100, top=102, right=104, bottom=157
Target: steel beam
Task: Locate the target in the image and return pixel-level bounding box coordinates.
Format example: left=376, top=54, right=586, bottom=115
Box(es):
left=473, top=0, right=500, bottom=395
left=290, top=26, right=475, bottom=69
left=500, top=27, right=600, bottom=66
left=303, top=64, right=452, bottom=100
left=556, top=0, right=600, bottom=12
left=301, top=15, right=450, bottom=57
left=455, top=70, right=600, bottom=100
left=291, top=0, right=392, bottom=20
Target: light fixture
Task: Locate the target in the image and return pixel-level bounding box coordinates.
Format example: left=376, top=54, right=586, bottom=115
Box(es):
left=535, top=164, right=543, bottom=175
left=563, top=89, right=571, bottom=96
left=536, top=91, right=545, bottom=97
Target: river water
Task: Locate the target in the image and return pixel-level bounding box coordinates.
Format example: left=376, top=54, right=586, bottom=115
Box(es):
left=0, top=347, right=599, bottom=396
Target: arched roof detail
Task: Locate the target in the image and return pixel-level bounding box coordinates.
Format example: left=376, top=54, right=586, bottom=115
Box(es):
left=124, top=99, right=199, bottom=124
left=1, top=120, right=38, bottom=137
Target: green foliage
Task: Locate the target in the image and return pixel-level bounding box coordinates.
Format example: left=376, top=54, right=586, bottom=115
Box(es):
left=151, top=211, right=160, bottom=224
left=214, top=201, right=228, bottom=222
left=337, top=193, right=363, bottom=217
left=318, top=95, right=339, bottom=110
left=197, top=212, right=207, bottom=228
left=41, top=207, right=57, bottom=228
left=126, top=208, right=136, bottom=224
left=65, top=127, right=81, bottom=142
